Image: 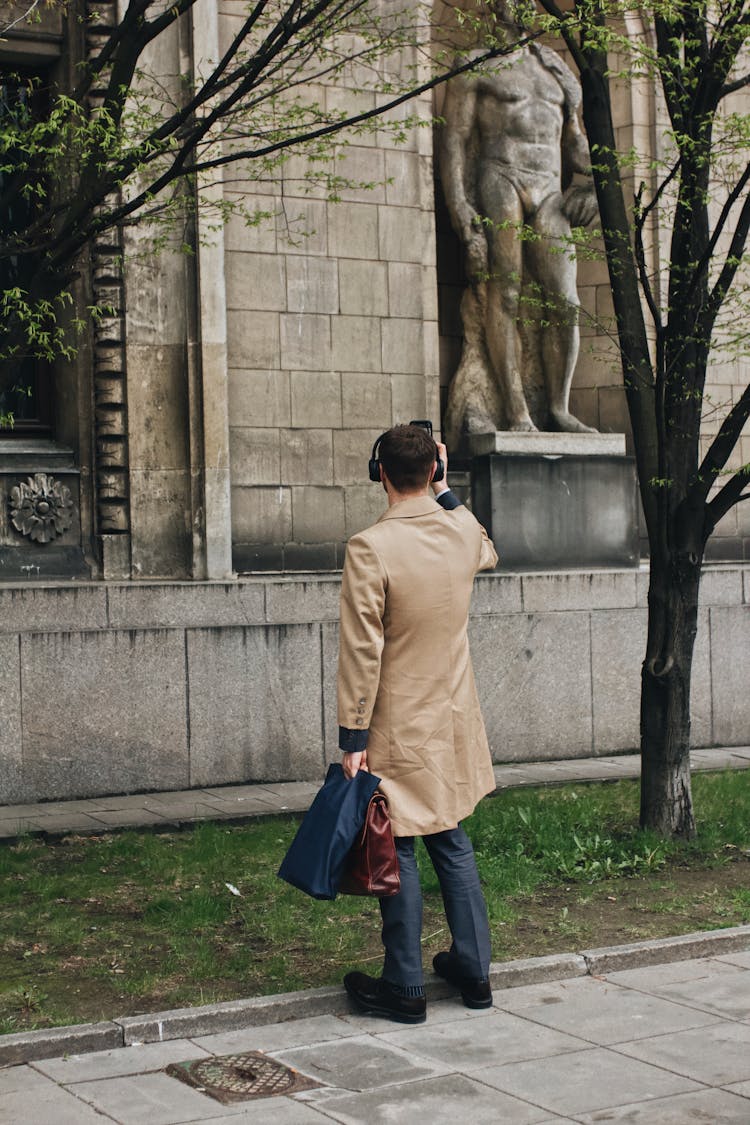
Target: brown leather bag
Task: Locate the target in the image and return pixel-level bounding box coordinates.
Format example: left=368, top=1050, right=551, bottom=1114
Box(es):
left=339, top=791, right=400, bottom=897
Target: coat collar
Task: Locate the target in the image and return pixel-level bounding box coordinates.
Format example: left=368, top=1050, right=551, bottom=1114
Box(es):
left=377, top=495, right=439, bottom=522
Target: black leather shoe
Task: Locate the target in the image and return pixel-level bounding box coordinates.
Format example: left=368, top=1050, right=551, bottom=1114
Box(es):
left=433, top=952, right=492, bottom=1009
left=343, top=972, right=426, bottom=1024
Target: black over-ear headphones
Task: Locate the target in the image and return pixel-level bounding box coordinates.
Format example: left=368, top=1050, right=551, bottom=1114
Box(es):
left=368, top=421, right=445, bottom=484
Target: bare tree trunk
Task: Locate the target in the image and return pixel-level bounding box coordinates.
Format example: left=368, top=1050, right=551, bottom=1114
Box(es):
left=640, top=552, right=701, bottom=837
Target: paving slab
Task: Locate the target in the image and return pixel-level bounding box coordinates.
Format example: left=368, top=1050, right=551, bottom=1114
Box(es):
left=575, top=1087, right=750, bottom=1124
left=615, top=965, right=750, bottom=1021
left=614, top=1021, right=750, bottom=1086
left=277, top=1035, right=450, bottom=1092
left=191, top=1014, right=359, bottom=1055
left=87, top=809, right=172, bottom=828
left=491, top=975, right=590, bottom=1013
left=717, top=950, right=750, bottom=969
left=187, top=1101, right=332, bottom=1123
left=380, top=1008, right=588, bottom=1071
left=31, top=1038, right=213, bottom=1083
left=68, top=1070, right=247, bottom=1124
left=494, top=975, right=719, bottom=1045
left=300, top=1072, right=562, bottom=1124
left=603, top=954, right=744, bottom=990
left=336, top=995, right=488, bottom=1033
left=139, top=801, right=233, bottom=822
left=28, top=812, right=111, bottom=833
left=0, top=1068, right=112, bottom=1125
left=470, top=1045, right=701, bottom=1116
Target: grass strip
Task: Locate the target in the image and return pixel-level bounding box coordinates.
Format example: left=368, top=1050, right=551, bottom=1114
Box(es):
left=1, top=770, right=749, bottom=1033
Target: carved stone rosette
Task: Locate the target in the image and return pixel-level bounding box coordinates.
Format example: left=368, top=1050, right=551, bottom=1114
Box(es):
left=9, top=474, right=74, bottom=543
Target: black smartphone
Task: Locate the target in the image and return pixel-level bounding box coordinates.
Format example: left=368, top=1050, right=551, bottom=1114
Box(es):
left=409, top=419, right=433, bottom=435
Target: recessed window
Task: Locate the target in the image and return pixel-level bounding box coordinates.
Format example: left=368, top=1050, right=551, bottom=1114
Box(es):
left=0, top=66, right=54, bottom=434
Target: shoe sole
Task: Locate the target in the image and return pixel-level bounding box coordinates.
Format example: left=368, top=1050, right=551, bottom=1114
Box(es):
left=461, top=993, right=493, bottom=1010
left=344, top=981, right=427, bottom=1024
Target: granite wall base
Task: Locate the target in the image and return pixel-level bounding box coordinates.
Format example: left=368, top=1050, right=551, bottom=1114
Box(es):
left=0, top=566, right=748, bottom=804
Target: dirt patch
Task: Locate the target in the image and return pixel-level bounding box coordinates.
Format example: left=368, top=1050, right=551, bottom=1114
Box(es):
left=483, top=857, right=750, bottom=961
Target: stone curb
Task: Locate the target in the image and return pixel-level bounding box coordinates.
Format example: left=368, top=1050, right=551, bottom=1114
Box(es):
left=581, top=924, right=750, bottom=975
left=3, top=927, right=748, bottom=1066
left=0, top=1021, right=122, bottom=1067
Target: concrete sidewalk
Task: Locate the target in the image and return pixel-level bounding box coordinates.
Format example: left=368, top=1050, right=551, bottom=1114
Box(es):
left=3, top=936, right=750, bottom=1124
left=2, top=746, right=750, bottom=839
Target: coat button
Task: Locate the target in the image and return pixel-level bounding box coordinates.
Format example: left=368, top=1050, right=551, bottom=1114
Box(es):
left=355, top=718, right=363, bottom=726
left=358, top=698, right=366, bottom=705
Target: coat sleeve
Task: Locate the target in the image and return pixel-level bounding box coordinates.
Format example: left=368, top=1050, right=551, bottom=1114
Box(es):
left=337, top=532, right=387, bottom=749
left=478, top=521, right=498, bottom=572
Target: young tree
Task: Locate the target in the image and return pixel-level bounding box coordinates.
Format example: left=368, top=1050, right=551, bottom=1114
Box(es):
left=532, top=0, right=750, bottom=835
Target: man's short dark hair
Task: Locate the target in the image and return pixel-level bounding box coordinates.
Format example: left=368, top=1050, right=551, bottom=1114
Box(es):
left=379, top=424, right=436, bottom=491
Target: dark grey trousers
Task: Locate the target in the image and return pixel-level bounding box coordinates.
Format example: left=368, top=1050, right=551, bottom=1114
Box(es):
left=379, top=825, right=491, bottom=988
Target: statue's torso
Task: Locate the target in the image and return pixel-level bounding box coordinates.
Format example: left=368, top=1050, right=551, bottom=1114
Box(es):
left=472, top=48, right=566, bottom=172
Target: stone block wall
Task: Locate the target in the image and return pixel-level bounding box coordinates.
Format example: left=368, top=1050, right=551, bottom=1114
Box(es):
left=1, top=565, right=748, bottom=805
left=220, top=1, right=440, bottom=571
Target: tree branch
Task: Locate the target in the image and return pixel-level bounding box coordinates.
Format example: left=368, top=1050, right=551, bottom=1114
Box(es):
left=701, top=181, right=750, bottom=334
left=633, top=183, right=662, bottom=331
left=705, top=466, right=750, bottom=533
left=693, top=382, right=750, bottom=505
left=0, top=0, right=42, bottom=34
left=721, top=71, right=750, bottom=97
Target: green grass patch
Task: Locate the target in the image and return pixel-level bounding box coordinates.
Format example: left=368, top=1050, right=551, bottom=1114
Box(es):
left=1, top=770, right=749, bottom=1033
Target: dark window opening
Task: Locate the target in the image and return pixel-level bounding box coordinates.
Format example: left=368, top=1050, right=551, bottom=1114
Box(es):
left=0, top=65, right=54, bottom=435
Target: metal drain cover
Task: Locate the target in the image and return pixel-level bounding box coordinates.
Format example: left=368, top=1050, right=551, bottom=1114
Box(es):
left=166, top=1051, right=322, bottom=1104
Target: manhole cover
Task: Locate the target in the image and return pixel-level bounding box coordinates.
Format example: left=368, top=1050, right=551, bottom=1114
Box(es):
left=166, top=1051, right=321, bottom=1104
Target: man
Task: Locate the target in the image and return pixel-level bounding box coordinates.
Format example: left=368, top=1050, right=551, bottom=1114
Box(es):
left=338, top=423, right=498, bottom=1023
left=441, top=0, right=598, bottom=440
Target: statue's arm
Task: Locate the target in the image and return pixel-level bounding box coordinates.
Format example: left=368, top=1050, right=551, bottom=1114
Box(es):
left=561, top=111, right=599, bottom=227
left=440, top=75, right=480, bottom=242
left=562, top=111, right=593, bottom=179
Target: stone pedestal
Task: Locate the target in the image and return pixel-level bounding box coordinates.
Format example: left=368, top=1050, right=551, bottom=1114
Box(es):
left=470, top=432, right=639, bottom=570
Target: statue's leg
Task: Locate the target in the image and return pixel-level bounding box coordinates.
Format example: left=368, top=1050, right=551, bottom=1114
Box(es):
left=480, top=167, right=536, bottom=432
left=526, top=195, right=596, bottom=433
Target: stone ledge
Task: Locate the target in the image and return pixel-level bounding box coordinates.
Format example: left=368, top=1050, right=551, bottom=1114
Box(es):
left=0, top=585, right=107, bottom=634
left=0, top=568, right=746, bottom=634
left=0, top=1021, right=122, bottom=1067
left=468, top=431, right=627, bottom=457
left=521, top=571, right=638, bottom=612
left=106, top=583, right=266, bottom=629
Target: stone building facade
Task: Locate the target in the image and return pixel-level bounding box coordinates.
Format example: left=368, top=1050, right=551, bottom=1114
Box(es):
left=0, top=1, right=749, bottom=804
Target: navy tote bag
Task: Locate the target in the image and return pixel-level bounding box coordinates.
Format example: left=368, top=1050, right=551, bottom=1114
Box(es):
left=278, top=763, right=380, bottom=900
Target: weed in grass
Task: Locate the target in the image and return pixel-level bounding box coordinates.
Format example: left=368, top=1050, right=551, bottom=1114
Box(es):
left=549, top=833, right=667, bottom=882
left=732, top=889, right=750, bottom=921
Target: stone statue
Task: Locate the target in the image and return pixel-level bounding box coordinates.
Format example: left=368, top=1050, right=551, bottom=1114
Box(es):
left=440, top=1, right=599, bottom=445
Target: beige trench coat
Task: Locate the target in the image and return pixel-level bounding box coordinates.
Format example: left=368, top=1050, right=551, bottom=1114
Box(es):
left=337, top=494, right=498, bottom=836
